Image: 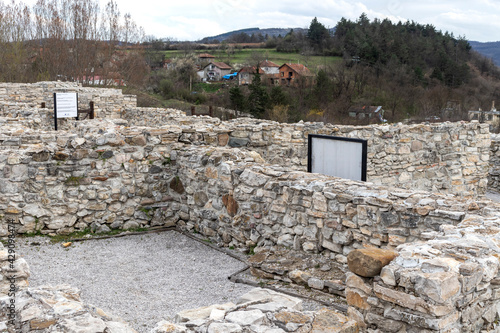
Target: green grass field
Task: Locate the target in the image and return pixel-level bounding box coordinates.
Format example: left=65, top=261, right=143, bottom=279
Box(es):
left=163, top=48, right=341, bottom=73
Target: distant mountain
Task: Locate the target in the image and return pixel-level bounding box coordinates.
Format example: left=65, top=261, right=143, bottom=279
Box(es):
left=198, top=27, right=308, bottom=43
left=469, top=41, right=500, bottom=66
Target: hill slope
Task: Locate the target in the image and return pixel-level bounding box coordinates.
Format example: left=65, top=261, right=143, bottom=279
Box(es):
left=199, top=27, right=308, bottom=43
left=470, top=41, right=500, bottom=66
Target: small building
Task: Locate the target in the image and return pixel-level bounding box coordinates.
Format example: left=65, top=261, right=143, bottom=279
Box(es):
left=162, top=58, right=174, bottom=70
left=278, top=63, right=313, bottom=86
left=348, top=106, right=386, bottom=123
left=469, top=101, right=499, bottom=124
left=238, top=66, right=265, bottom=85
left=259, top=60, right=280, bottom=75
left=198, top=53, right=215, bottom=62
left=201, top=62, right=232, bottom=81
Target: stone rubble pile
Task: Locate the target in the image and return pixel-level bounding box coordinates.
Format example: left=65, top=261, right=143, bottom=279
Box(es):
left=152, top=288, right=358, bottom=333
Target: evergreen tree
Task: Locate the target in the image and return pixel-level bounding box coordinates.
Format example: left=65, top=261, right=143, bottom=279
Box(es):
left=229, top=86, right=246, bottom=111
left=269, top=86, right=288, bottom=106
left=307, top=17, right=329, bottom=51
left=247, top=73, right=268, bottom=118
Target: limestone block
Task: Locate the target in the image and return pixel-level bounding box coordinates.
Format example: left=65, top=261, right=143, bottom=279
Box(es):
left=308, top=278, right=325, bottom=290
left=225, top=309, right=265, bottom=326
left=207, top=323, right=242, bottom=333
left=414, top=271, right=461, bottom=304
left=347, top=248, right=398, bottom=277
left=236, top=288, right=302, bottom=311
left=174, top=303, right=235, bottom=323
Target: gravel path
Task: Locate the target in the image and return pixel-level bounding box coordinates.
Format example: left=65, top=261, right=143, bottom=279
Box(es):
left=16, top=231, right=253, bottom=332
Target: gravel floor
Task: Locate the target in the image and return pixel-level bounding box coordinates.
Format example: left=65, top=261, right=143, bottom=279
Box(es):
left=16, top=231, right=254, bottom=332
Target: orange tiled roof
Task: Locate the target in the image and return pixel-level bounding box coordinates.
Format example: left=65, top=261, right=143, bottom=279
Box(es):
left=280, top=63, right=314, bottom=76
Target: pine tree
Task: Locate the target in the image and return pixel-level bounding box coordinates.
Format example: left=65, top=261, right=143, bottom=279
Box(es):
left=247, top=72, right=268, bottom=118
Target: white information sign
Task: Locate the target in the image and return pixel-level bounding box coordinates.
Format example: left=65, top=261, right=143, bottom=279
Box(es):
left=54, top=93, right=78, bottom=118
left=308, top=135, right=367, bottom=181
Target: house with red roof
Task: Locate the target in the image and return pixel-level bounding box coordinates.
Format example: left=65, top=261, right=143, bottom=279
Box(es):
left=279, top=63, right=314, bottom=86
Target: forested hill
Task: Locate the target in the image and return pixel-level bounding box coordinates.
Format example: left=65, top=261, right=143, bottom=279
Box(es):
left=332, top=15, right=472, bottom=88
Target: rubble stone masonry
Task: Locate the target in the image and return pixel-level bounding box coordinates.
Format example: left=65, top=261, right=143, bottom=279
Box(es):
left=1, top=82, right=500, bottom=331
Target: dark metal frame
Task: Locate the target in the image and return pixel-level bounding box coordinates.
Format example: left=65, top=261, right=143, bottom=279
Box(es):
left=307, top=134, right=367, bottom=181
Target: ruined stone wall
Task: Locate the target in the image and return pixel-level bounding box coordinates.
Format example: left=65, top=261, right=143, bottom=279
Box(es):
left=164, top=145, right=500, bottom=332
left=345, top=212, right=500, bottom=332
left=0, top=83, right=491, bottom=198
left=0, top=82, right=136, bottom=119
left=122, top=115, right=491, bottom=198
left=489, top=133, right=500, bottom=191
left=167, top=145, right=489, bottom=260
left=0, top=119, right=186, bottom=237
left=0, top=82, right=498, bottom=331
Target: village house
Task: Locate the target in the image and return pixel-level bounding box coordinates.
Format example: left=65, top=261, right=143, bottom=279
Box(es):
left=279, top=63, right=314, bottom=86
left=237, top=66, right=264, bottom=85
left=259, top=60, right=280, bottom=74
left=199, top=62, right=232, bottom=81
left=238, top=61, right=311, bottom=86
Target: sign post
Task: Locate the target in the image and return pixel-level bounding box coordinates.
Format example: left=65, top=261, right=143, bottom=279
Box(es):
left=53, top=92, right=78, bottom=130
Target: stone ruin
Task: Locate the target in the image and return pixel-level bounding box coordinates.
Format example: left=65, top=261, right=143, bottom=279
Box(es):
left=1, top=81, right=500, bottom=331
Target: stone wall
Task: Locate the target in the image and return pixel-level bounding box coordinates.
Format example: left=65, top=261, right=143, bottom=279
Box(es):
left=489, top=133, right=500, bottom=191
left=166, top=145, right=491, bottom=262
left=124, top=115, right=491, bottom=198
left=0, top=85, right=491, bottom=198
left=0, top=81, right=136, bottom=119
left=0, top=119, right=186, bottom=236
left=345, top=212, right=500, bottom=332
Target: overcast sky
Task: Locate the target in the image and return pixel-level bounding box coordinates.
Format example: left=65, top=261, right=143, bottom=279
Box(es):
left=21, top=0, right=500, bottom=42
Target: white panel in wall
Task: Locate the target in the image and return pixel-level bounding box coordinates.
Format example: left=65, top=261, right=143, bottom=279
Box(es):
left=308, top=135, right=367, bottom=181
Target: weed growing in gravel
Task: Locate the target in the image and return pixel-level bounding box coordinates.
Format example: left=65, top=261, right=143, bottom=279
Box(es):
left=17, top=226, right=151, bottom=244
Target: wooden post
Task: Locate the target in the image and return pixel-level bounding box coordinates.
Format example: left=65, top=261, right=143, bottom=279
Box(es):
left=89, top=101, right=95, bottom=119
left=209, top=106, right=213, bottom=117
left=191, top=106, right=196, bottom=116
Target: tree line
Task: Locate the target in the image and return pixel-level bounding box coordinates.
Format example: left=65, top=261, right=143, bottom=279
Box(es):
left=0, top=0, right=148, bottom=85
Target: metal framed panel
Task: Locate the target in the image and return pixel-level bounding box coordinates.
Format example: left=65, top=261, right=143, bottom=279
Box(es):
left=307, top=134, right=367, bottom=181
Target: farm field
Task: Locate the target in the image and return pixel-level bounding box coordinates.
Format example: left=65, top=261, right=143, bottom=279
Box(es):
left=163, top=48, right=341, bottom=72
